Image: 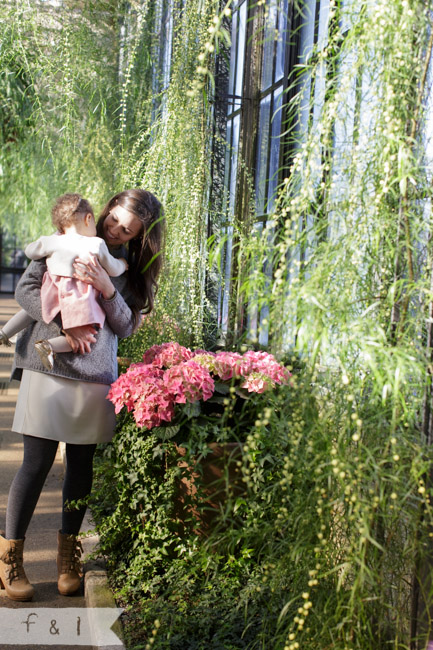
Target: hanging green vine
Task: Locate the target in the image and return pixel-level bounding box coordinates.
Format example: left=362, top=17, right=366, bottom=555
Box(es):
left=0, top=0, right=220, bottom=345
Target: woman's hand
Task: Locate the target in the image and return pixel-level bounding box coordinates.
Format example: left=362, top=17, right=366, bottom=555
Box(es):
left=63, top=325, right=98, bottom=354
left=73, top=255, right=116, bottom=300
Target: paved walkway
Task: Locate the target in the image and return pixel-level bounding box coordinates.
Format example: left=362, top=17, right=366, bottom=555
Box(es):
left=0, top=295, right=95, bottom=649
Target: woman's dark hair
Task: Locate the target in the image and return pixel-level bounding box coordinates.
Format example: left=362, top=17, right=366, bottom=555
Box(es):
left=97, top=189, right=164, bottom=313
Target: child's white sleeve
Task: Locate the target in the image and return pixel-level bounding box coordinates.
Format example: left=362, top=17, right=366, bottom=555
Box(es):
left=96, top=241, right=128, bottom=277
left=24, top=237, right=50, bottom=260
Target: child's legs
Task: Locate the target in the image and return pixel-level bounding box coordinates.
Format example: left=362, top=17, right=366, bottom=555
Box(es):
left=2, top=310, right=35, bottom=339
left=6, top=435, right=59, bottom=539
left=48, top=336, right=72, bottom=353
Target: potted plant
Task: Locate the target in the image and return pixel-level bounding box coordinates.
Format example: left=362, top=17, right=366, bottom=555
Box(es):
left=107, top=342, right=291, bottom=531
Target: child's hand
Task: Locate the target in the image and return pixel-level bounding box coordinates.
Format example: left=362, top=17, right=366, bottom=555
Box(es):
left=119, top=257, right=129, bottom=271
left=73, top=255, right=116, bottom=300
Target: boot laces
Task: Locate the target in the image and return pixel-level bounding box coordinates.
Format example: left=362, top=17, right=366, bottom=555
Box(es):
left=60, top=538, right=83, bottom=573
left=2, top=547, right=25, bottom=583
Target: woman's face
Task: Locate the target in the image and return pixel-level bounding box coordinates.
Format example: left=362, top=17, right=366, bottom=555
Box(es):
left=103, top=204, right=142, bottom=247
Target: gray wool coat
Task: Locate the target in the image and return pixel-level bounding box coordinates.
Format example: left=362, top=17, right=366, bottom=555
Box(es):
left=11, top=255, right=138, bottom=385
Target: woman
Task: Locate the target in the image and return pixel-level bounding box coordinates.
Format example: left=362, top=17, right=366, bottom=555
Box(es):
left=0, top=189, right=164, bottom=601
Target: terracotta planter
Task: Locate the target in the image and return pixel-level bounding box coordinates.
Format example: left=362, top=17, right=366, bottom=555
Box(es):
left=174, top=442, right=245, bottom=535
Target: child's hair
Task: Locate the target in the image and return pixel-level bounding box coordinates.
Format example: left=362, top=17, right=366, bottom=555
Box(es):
left=51, top=193, right=93, bottom=234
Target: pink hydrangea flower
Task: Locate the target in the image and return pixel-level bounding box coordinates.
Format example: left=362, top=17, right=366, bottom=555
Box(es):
left=133, top=386, right=175, bottom=429
left=241, top=372, right=273, bottom=393
left=241, top=350, right=291, bottom=384
left=108, top=343, right=290, bottom=431
left=212, top=351, right=244, bottom=380
left=191, top=352, right=217, bottom=373
left=164, top=360, right=214, bottom=404
left=107, top=362, right=166, bottom=421
left=144, top=342, right=193, bottom=368
left=193, top=349, right=216, bottom=357
left=141, top=344, right=165, bottom=365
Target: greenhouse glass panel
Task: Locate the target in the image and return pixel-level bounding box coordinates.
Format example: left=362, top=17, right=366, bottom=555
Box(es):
left=317, top=0, right=330, bottom=50
left=235, top=0, right=247, bottom=101
left=267, top=86, right=284, bottom=213
left=298, top=0, right=317, bottom=64
left=255, top=94, right=272, bottom=214
left=261, top=0, right=279, bottom=91
left=161, top=0, right=173, bottom=90
left=229, top=114, right=241, bottom=214
left=227, top=9, right=238, bottom=115
left=222, top=120, right=232, bottom=215
left=275, top=0, right=289, bottom=82
left=220, top=226, right=234, bottom=330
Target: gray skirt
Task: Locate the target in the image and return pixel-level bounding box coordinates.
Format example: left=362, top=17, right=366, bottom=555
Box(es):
left=12, top=369, right=117, bottom=444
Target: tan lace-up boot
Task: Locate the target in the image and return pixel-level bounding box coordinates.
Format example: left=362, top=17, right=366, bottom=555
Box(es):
left=0, top=532, right=34, bottom=601
left=56, top=530, right=83, bottom=595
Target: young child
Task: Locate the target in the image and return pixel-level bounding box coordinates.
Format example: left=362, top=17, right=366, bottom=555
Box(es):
left=0, top=193, right=128, bottom=370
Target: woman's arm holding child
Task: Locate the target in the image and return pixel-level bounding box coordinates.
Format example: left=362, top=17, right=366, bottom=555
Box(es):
left=15, top=260, right=48, bottom=322
left=74, top=255, right=140, bottom=338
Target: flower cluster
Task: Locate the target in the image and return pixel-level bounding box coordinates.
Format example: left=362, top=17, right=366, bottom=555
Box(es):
left=142, top=341, right=193, bottom=367
left=194, top=349, right=290, bottom=392
left=108, top=342, right=290, bottom=430
left=164, top=361, right=214, bottom=404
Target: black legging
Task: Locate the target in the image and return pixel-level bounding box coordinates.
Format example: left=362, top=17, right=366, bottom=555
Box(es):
left=5, top=434, right=96, bottom=540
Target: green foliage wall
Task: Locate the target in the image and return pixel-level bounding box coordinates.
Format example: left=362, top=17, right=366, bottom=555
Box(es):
left=0, top=0, right=215, bottom=343
left=94, top=0, right=433, bottom=647
left=120, top=0, right=218, bottom=344
left=224, top=0, right=433, bottom=645
left=0, top=0, right=122, bottom=241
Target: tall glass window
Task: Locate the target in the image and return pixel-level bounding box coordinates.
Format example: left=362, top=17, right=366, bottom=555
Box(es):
left=217, top=0, right=247, bottom=333
left=151, top=0, right=174, bottom=121
left=255, top=0, right=289, bottom=218
left=218, top=0, right=291, bottom=338
left=248, top=0, right=289, bottom=345
left=279, top=0, right=357, bottom=346
left=212, top=0, right=367, bottom=343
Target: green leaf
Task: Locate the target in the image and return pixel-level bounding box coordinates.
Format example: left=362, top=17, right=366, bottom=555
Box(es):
left=153, top=425, right=181, bottom=441
left=183, top=401, right=201, bottom=418
left=214, top=381, right=230, bottom=394
left=208, top=395, right=227, bottom=405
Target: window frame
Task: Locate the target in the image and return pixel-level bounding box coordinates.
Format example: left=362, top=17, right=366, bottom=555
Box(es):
left=213, top=0, right=294, bottom=345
